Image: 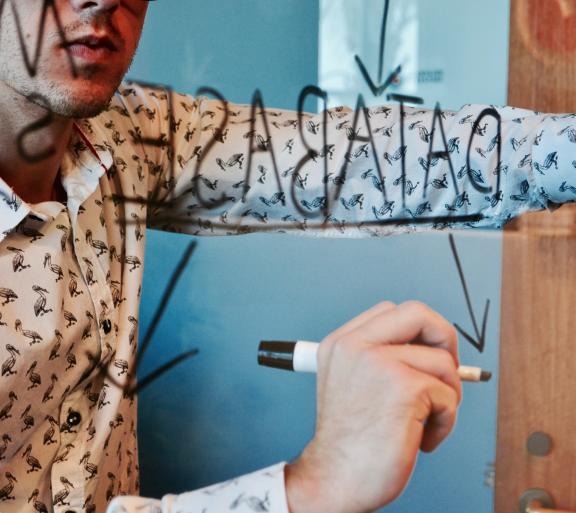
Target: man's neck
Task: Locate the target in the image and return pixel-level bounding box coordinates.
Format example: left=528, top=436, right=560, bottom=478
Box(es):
left=0, top=81, right=73, bottom=204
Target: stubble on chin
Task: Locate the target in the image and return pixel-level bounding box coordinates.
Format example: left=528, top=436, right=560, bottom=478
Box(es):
left=0, top=3, right=140, bottom=120
left=1, top=78, right=114, bottom=120
left=42, top=78, right=121, bottom=119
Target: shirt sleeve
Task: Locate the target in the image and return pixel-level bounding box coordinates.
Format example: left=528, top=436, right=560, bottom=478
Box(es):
left=106, top=461, right=289, bottom=513
left=117, top=84, right=576, bottom=237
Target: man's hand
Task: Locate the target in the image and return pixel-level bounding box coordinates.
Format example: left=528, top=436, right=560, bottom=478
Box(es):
left=285, top=301, right=462, bottom=513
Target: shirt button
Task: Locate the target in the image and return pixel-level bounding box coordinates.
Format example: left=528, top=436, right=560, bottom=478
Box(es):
left=102, top=319, right=112, bottom=334
left=66, top=410, right=82, bottom=426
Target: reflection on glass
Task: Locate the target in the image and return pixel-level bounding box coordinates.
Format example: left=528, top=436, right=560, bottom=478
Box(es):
left=319, top=2, right=510, bottom=512
left=320, top=0, right=510, bottom=111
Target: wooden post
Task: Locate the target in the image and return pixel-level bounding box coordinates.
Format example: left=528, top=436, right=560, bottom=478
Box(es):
left=496, top=0, right=576, bottom=511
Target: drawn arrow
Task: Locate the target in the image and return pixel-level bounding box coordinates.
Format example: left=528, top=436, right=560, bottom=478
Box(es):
left=448, top=234, right=490, bottom=353
left=354, top=0, right=402, bottom=97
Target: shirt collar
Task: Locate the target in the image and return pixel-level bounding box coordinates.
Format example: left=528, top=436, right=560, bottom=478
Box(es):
left=62, top=121, right=114, bottom=224
left=0, top=178, right=30, bottom=242
left=0, top=119, right=114, bottom=243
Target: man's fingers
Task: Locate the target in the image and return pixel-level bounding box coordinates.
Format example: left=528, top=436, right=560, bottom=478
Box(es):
left=374, top=344, right=462, bottom=404
left=399, top=366, right=459, bottom=453
left=319, top=299, right=461, bottom=452
left=322, top=300, right=396, bottom=344
left=318, top=301, right=396, bottom=378
left=418, top=376, right=459, bottom=453
left=338, top=301, right=459, bottom=366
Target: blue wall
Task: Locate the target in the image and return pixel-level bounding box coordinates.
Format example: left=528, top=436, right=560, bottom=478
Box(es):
left=129, top=3, right=504, bottom=512
left=129, top=0, right=321, bottom=497
left=132, top=1, right=319, bottom=109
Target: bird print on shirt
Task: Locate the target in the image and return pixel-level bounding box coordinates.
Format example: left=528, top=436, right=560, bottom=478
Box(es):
left=6, top=247, right=30, bottom=272
left=2, top=81, right=576, bottom=513
left=2, top=347, right=20, bottom=377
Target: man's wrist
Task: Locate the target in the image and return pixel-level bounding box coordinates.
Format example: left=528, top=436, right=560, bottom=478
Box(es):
left=284, top=451, right=342, bottom=513
left=285, top=459, right=318, bottom=513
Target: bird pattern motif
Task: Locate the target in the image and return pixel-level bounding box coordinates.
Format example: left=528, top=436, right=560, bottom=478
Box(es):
left=1, top=81, right=576, bottom=513
left=107, top=463, right=286, bottom=513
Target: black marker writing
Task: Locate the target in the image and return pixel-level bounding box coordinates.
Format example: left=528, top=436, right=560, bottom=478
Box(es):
left=127, top=81, right=496, bottom=233
left=466, top=108, right=503, bottom=195
left=291, top=85, right=329, bottom=218
left=354, top=0, right=402, bottom=97
left=0, top=0, right=77, bottom=78
left=331, top=93, right=388, bottom=207
left=2, top=0, right=503, bottom=233
left=448, top=233, right=490, bottom=353
left=191, top=87, right=230, bottom=210
left=424, top=102, right=459, bottom=198
left=16, top=93, right=56, bottom=163
left=0, top=1, right=512, bottom=398
left=387, top=93, right=425, bottom=208
left=242, top=90, right=284, bottom=207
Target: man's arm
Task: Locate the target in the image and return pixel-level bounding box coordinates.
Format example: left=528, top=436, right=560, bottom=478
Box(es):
left=106, top=301, right=460, bottom=513
left=283, top=300, right=461, bottom=513
left=114, top=83, right=576, bottom=236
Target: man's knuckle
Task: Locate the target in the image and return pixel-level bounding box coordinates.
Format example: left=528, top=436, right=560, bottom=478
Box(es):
left=401, top=300, right=430, bottom=317
left=358, top=344, right=381, bottom=368
left=446, top=389, right=459, bottom=417
left=438, top=349, right=456, bottom=370
left=380, top=358, right=413, bottom=382
left=329, top=334, right=358, bottom=359
left=412, top=376, right=432, bottom=396
left=317, top=341, right=330, bottom=362
left=443, top=323, right=457, bottom=345
left=450, top=386, right=459, bottom=405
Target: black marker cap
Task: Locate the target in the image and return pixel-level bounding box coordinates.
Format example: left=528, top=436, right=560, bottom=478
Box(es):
left=258, top=340, right=297, bottom=371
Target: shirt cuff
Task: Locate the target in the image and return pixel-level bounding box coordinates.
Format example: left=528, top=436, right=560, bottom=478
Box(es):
left=106, top=461, right=290, bottom=513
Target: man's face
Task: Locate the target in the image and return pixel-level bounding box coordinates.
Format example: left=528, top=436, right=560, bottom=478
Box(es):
left=0, top=0, right=148, bottom=118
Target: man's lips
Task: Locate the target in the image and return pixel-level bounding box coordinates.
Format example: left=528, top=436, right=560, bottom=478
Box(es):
left=64, top=34, right=118, bottom=51
left=61, top=34, right=119, bottom=63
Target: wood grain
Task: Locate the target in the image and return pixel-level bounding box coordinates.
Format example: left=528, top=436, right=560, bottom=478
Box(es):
left=509, top=0, right=576, bottom=112
left=496, top=0, right=576, bottom=511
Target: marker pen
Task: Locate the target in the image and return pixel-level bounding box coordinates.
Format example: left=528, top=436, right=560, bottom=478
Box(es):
left=258, top=340, right=492, bottom=382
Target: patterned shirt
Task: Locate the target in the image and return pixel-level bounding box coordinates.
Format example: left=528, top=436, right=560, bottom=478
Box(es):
left=0, top=81, right=575, bottom=513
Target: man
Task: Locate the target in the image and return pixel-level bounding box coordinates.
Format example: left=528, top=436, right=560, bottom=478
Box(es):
left=0, top=1, right=574, bottom=513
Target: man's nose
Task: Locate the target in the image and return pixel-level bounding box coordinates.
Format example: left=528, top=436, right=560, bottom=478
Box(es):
left=69, top=0, right=120, bottom=13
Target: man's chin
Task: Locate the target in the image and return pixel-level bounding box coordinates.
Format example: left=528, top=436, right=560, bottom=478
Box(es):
left=60, top=100, right=112, bottom=120
left=46, top=87, right=117, bottom=119
left=19, top=74, right=121, bottom=119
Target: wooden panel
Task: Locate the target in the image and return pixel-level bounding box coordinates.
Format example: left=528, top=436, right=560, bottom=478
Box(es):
left=508, top=0, right=576, bottom=112
left=496, top=229, right=576, bottom=512
left=496, top=0, right=576, bottom=511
